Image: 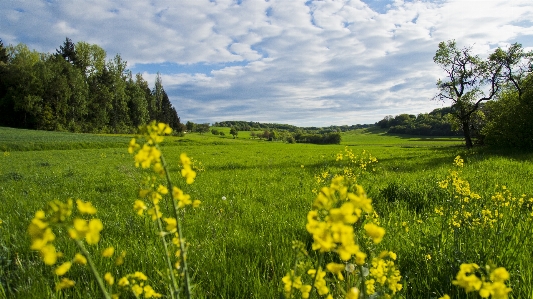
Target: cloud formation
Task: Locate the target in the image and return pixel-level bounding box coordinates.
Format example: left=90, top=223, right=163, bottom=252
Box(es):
left=2, top=0, right=533, bottom=126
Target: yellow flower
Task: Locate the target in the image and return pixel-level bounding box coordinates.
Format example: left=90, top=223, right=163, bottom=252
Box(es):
left=180, top=153, right=197, bottom=184
left=346, top=287, right=360, bottom=299
left=55, top=278, right=75, bottom=290
left=133, top=200, right=147, bottom=215
left=326, top=262, right=345, bottom=280
left=40, top=244, right=58, bottom=265
left=164, top=217, right=177, bottom=232
left=118, top=277, right=129, bottom=286
left=454, top=155, right=464, bottom=167
left=73, top=253, right=87, bottom=265
left=172, top=187, right=192, bottom=208
left=132, top=284, right=143, bottom=296
left=102, top=247, right=115, bottom=257
left=143, top=285, right=162, bottom=298
left=134, top=271, right=148, bottom=280
left=115, top=251, right=126, bottom=266
left=364, top=223, right=385, bottom=244
left=157, top=185, right=168, bottom=195
left=104, top=272, right=114, bottom=285
left=452, top=263, right=482, bottom=292
left=76, top=199, right=97, bottom=214
left=55, top=261, right=72, bottom=276
left=147, top=205, right=162, bottom=220
left=438, top=295, right=450, bottom=299
left=86, top=219, right=103, bottom=245
left=491, top=267, right=510, bottom=282
left=128, top=138, right=139, bottom=154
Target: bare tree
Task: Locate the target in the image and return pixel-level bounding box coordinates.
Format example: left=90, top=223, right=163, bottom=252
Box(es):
left=433, top=40, right=504, bottom=148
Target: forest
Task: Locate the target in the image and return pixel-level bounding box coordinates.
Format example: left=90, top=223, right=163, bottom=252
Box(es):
left=0, top=38, right=182, bottom=133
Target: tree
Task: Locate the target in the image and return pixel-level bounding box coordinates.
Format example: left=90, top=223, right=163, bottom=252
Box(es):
left=126, top=72, right=149, bottom=128
left=197, top=123, right=210, bottom=134
left=433, top=40, right=505, bottom=148
left=75, top=41, right=106, bottom=78
left=483, top=74, right=533, bottom=148
left=490, top=43, right=533, bottom=100
left=56, top=37, right=77, bottom=65
left=186, top=121, right=195, bottom=132
left=230, top=126, right=238, bottom=138
left=0, top=39, right=8, bottom=64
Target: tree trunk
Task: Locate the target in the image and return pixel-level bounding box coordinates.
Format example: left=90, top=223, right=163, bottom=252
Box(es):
left=462, top=120, right=473, bottom=148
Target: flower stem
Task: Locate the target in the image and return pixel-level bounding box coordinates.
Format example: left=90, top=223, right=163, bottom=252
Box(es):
left=160, top=151, right=192, bottom=299
left=74, top=239, right=112, bottom=299
left=155, top=216, right=179, bottom=299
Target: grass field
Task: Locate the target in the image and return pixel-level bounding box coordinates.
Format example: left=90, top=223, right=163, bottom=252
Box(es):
left=1, top=126, right=532, bottom=299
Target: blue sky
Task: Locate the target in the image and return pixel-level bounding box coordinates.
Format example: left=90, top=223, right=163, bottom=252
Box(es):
left=2, top=0, right=533, bottom=126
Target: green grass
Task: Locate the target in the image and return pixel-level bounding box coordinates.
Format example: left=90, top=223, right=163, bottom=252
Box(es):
left=1, top=126, right=532, bottom=298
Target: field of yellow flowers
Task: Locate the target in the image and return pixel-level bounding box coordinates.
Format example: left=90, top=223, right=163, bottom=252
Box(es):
left=1, top=125, right=532, bottom=299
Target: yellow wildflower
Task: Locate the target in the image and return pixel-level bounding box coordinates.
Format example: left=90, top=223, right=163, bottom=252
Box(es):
left=326, top=262, right=345, bottom=280
left=118, top=277, right=129, bottom=286
left=143, top=285, right=162, bottom=298
left=164, top=217, right=177, bottom=232
left=104, top=272, right=114, bottom=285
left=55, top=278, right=75, bottom=290
left=180, top=153, right=197, bottom=184
left=102, top=247, right=115, bottom=257
left=133, top=200, right=147, bottom=215
left=40, top=244, right=58, bottom=265
left=132, top=284, right=143, bottom=296
left=115, top=251, right=126, bottom=266
left=86, top=219, right=103, bottom=245
left=76, top=199, right=97, bottom=214
left=134, top=271, right=148, bottom=280
left=364, top=223, right=385, bottom=244
left=55, top=261, right=72, bottom=276
left=346, top=287, right=360, bottom=299
left=73, top=253, right=87, bottom=265
left=452, top=263, right=482, bottom=292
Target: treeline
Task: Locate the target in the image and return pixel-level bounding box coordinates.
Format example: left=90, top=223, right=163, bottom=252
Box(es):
left=376, top=74, right=533, bottom=149
left=376, top=107, right=462, bottom=136
left=0, top=38, right=182, bottom=133
left=482, top=75, right=533, bottom=148
left=185, top=121, right=342, bottom=144
left=213, top=120, right=370, bottom=133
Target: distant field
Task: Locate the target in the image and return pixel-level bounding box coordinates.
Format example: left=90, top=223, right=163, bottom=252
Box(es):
left=1, top=126, right=532, bottom=298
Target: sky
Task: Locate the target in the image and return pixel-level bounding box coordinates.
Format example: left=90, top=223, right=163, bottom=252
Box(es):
left=2, top=0, right=533, bottom=127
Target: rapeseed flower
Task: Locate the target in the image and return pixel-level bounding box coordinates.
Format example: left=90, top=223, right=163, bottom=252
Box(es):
left=104, top=272, right=114, bottom=285
left=326, top=262, right=345, bottom=280
left=73, top=253, right=87, bottom=265
left=346, top=287, right=360, bottom=299
left=452, top=263, right=482, bottom=292
left=76, top=200, right=97, bottom=214
left=364, top=223, right=385, bottom=244
left=55, top=261, right=72, bottom=276
left=164, top=217, right=177, bottom=232
left=133, top=200, right=148, bottom=215
left=102, top=247, right=115, bottom=257
left=307, top=268, right=329, bottom=296
left=180, top=153, right=196, bottom=184
left=55, top=278, right=75, bottom=290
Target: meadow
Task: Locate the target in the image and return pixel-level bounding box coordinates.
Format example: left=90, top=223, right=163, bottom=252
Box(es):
left=1, top=126, right=532, bottom=299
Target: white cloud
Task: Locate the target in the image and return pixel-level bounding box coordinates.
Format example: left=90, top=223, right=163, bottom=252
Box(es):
left=1, top=0, right=533, bottom=126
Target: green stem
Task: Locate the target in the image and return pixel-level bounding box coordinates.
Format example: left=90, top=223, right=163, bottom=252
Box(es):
left=358, top=265, right=367, bottom=299
left=155, top=216, right=179, bottom=299
left=309, top=253, right=323, bottom=299
left=160, top=150, right=192, bottom=299
left=74, top=239, right=112, bottom=299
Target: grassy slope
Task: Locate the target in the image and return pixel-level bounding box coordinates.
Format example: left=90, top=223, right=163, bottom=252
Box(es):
left=1, top=127, right=532, bottom=298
